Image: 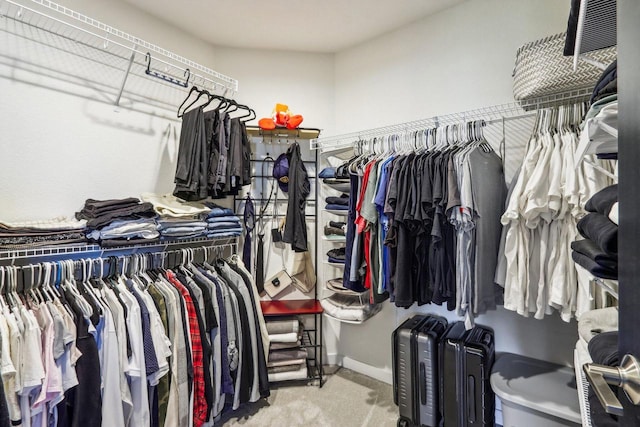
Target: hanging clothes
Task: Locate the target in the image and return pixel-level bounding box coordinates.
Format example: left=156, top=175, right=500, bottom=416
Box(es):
left=497, top=104, right=616, bottom=321
left=174, top=103, right=253, bottom=201
left=0, top=250, right=269, bottom=427
left=335, top=124, right=506, bottom=324
left=282, top=142, right=311, bottom=252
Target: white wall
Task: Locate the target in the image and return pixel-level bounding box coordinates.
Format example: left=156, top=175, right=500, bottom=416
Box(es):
left=327, top=0, right=578, bottom=384
left=334, top=0, right=571, bottom=132
left=0, top=0, right=335, bottom=222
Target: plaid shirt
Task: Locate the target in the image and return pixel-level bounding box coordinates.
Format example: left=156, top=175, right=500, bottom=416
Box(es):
left=167, top=271, right=208, bottom=427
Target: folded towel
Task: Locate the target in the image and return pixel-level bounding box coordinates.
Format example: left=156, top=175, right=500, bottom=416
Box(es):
left=266, top=319, right=299, bottom=335
left=585, top=185, right=617, bottom=216
left=270, top=341, right=301, bottom=350
left=320, top=294, right=381, bottom=322
left=268, top=365, right=308, bottom=382
left=268, top=348, right=307, bottom=363
left=578, top=307, right=618, bottom=343
left=267, top=363, right=306, bottom=374
left=268, top=332, right=300, bottom=343
left=267, top=358, right=307, bottom=368
left=577, top=213, right=618, bottom=256
left=571, top=239, right=617, bottom=270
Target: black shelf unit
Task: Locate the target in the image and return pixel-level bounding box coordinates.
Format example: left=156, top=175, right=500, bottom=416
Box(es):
left=238, top=127, right=324, bottom=387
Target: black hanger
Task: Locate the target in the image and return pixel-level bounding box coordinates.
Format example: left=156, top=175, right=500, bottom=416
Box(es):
left=234, top=103, right=254, bottom=121
left=200, top=92, right=228, bottom=111
left=177, top=86, right=200, bottom=117
left=240, top=108, right=256, bottom=122
left=178, top=87, right=210, bottom=118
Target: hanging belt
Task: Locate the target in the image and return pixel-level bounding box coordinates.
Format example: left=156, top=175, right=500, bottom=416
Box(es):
left=242, top=195, right=255, bottom=273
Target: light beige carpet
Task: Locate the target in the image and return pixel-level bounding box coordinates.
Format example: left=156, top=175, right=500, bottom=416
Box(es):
left=216, top=367, right=398, bottom=426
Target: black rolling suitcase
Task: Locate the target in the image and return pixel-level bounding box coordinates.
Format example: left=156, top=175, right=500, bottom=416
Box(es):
left=393, top=315, right=448, bottom=427
left=441, top=322, right=495, bottom=427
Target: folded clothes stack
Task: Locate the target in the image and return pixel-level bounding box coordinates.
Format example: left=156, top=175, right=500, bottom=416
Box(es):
left=327, top=247, right=346, bottom=264
left=320, top=292, right=382, bottom=323
left=142, top=193, right=211, bottom=240
left=265, top=318, right=308, bottom=382
left=581, top=60, right=618, bottom=160
left=324, top=221, right=346, bottom=240
left=157, top=219, right=209, bottom=240
left=326, top=278, right=361, bottom=295
left=578, top=307, right=618, bottom=344
left=572, top=185, right=618, bottom=279
left=587, top=330, right=620, bottom=427
left=78, top=197, right=159, bottom=246
left=325, top=194, right=349, bottom=211
left=0, top=217, right=88, bottom=249
left=319, top=159, right=351, bottom=192
left=203, top=203, right=243, bottom=238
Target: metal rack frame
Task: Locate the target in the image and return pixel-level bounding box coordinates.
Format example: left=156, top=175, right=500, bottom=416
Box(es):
left=0, top=0, right=238, bottom=112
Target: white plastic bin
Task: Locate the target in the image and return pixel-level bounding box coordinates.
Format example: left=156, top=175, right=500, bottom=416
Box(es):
left=490, top=353, right=581, bottom=427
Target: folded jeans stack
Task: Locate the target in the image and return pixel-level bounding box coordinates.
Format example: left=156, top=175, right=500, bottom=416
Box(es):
left=265, top=318, right=308, bottom=382
left=157, top=219, right=209, bottom=240
left=325, top=194, right=349, bottom=211
left=77, top=197, right=159, bottom=246
left=204, top=203, right=243, bottom=238
left=0, top=217, right=87, bottom=248
left=326, top=247, right=346, bottom=264
left=572, top=185, right=618, bottom=279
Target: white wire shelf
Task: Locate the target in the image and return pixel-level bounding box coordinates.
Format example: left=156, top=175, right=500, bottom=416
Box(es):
left=573, top=0, right=617, bottom=71
left=0, top=0, right=238, bottom=116
left=311, top=91, right=593, bottom=153
left=0, top=236, right=238, bottom=264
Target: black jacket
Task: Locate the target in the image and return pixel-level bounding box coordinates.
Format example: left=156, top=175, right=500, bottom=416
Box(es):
left=283, top=143, right=310, bottom=252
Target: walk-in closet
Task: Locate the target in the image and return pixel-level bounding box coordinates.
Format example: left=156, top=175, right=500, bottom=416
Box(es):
left=0, top=0, right=634, bottom=426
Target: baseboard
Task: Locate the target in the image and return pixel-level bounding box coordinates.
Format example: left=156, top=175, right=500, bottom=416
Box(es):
left=324, top=353, right=393, bottom=384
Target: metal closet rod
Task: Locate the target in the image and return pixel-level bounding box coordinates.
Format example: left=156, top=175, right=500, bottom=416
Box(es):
left=0, top=243, right=237, bottom=292
left=0, top=236, right=238, bottom=265
left=311, top=88, right=593, bottom=151
left=1, top=0, right=239, bottom=93
left=0, top=242, right=237, bottom=271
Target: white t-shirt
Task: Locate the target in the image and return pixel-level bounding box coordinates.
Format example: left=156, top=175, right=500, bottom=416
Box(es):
left=0, top=309, right=20, bottom=423
left=116, top=278, right=150, bottom=427
left=102, top=287, right=133, bottom=425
